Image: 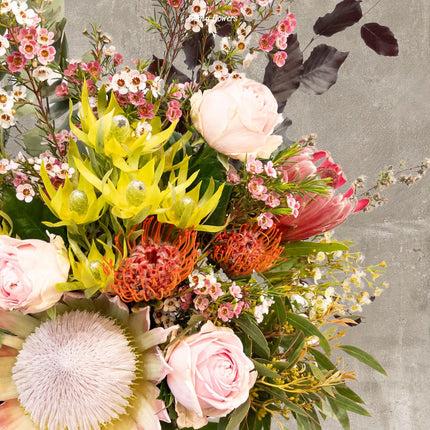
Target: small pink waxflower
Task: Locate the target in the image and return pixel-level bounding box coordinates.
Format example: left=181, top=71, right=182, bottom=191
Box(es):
left=248, top=177, right=267, bottom=198
left=194, top=295, right=210, bottom=311
left=83, top=61, right=102, bottom=79
left=275, top=33, right=288, bottom=50
left=257, top=212, right=274, bottom=230
left=128, top=90, right=146, bottom=106
left=37, top=28, right=55, bottom=45
left=17, top=27, right=37, bottom=43
left=113, top=53, right=123, bottom=65
left=228, top=169, right=241, bottom=184
left=229, top=282, right=242, bottom=299
left=166, top=107, right=182, bottom=122
left=208, top=282, right=223, bottom=301
left=137, top=102, right=155, bottom=119
left=264, top=160, right=277, bottom=178
left=218, top=303, right=234, bottom=322
left=287, top=194, right=300, bottom=217
left=233, top=300, right=245, bottom=317
left=37, top=45, right=56, bottom=65
left=246, top=156, right=264, bottom=174
left=7, top=52, right=26, bottom=72
left=168, top=0, right=183, bottom=7
left=259, top=33, right=274, bottom=52
left=55, top=82, right=69, bottom=97
left=16, top=183, right=35, bottom=202
left=273, top=51, right=288, bottom=67
left=19, top=40, right=37, bottom=59
left=265, top=192, right=281, bottom=208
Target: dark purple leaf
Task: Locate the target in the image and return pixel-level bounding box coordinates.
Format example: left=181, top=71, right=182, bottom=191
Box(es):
left=263, top=33, right=303, bottom=108
left=274, top=116, right=292, bottom=135
left=361, top=23, right=399, bottom=56
left=183, top=32, right=215, bottom=70
left=148, top=55, right=190, bottom=83
left=216, top=20, right=233, bottom=37
left=300, top=44, right=349, bottom=95
left=314, top=0, right=362, bottom=37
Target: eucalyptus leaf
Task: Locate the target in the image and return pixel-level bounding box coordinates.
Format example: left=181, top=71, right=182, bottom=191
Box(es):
left=287, top=313, right=330, bottom=355
left=282, top=241, right=349, bottom=257
left=330, top=394, right=370, bottom=416
left=235, top=315, right=270, bottom=359
left=339, top=345, right=387, bottom=375
left=327, top=397, right=351, bottom=430
left=225, top=398, right=250, bottom=430
left=23, top=127, right=47, bottom=156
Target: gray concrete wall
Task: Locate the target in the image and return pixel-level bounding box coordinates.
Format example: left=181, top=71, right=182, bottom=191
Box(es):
left=65, top=1, right=430, bottom=429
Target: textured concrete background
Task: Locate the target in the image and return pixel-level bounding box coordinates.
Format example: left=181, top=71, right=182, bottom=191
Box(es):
left=65, top=1, right=430, bottom=429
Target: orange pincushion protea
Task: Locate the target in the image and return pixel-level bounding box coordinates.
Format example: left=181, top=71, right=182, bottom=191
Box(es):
left=211, top=223, right=284, bottom=277
left=110, top=217, right=199, bottom=302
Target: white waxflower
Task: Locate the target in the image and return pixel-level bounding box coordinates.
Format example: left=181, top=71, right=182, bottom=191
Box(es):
left=103, top=45, right=116, bottom=56
left=110, top=71, right=129, bottom=94
left=32, top=66, right=54, bottom=82
left=135, top=121, right=152, bottom=138
left=185, top=15, right=203, bottom=33
left=188, top=0, right=207, bottom=17
left=0, top=35, right=9, bottom=56
left=0, top=110, right=15, bottom=128
left=237, top=22, right=251, bottom=38
left=125, top=70, right=147, bottom=93
left=0, top=89, right=14, bottom=110
left=209, top=60, right=228, bottom=79
left=150, top=76, right=165, bottom=98
left=12, top=84, right=26, bottom=100
left=16, top=183, right=35, bottom=202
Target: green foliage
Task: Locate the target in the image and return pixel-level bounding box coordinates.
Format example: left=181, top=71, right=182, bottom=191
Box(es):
left=0, top=186, right=65, bottom=240
left=339, top=345, right=387, bottom=375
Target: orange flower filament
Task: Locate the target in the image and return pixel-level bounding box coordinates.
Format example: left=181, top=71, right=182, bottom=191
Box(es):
left=211, top=223, right=284, bottom=277
left=110, top=218, right=199, bottom=302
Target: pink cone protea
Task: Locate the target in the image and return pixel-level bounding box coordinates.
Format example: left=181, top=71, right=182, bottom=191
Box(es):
left=276, top=148, right=369, bottom=242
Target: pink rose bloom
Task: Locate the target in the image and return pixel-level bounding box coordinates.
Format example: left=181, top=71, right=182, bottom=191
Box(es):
left=167, top=321, right=257, bottom=429
left=0, top=235, right=69, bottom=313
left=191, top=77, right=282, bottom=161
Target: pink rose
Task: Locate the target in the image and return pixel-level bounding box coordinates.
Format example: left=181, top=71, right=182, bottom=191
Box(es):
left=191, top=77, right=283, bottom=161
left=167, top=321, right=257, bottom=428
left=0, top=235, right=69, bottom=313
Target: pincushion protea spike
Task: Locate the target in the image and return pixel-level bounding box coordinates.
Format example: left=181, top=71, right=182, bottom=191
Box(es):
left=211, top=223, right=284, bottom=277
left=275, top=148, right=369, bottom=242
left=109, top=217, right=199, bottom=302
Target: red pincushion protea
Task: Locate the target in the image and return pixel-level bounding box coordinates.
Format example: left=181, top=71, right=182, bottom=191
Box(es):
left=109, top=217, right=199, bottom=302
left=276, top=148, right=369, bottom=242
left=211, top=223, right=284, bottom=277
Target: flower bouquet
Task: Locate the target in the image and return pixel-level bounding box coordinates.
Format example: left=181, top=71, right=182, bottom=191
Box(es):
left=0, top=1, right=427, bottom=429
